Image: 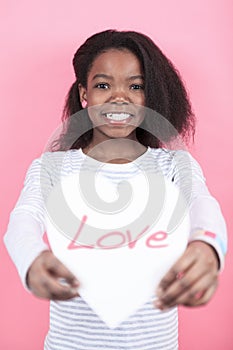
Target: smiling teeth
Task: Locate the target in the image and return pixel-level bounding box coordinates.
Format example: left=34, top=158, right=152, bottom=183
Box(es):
left=105, top=113, right=132, bottom=121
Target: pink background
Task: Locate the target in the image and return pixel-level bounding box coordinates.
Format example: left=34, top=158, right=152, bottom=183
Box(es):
left=1, top=1, right=232, bottom=349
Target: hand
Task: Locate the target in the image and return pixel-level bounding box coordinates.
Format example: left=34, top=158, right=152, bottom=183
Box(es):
left=27, top=250, right=80, bottom=300
left=154, top=241, right=219, bottom=310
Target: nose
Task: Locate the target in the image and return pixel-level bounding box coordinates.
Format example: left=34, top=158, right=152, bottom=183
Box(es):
left=110, top=87, right=130, bottom=104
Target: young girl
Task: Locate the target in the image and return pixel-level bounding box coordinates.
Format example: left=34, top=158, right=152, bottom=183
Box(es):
left=4, top=30, right=227, bottom=349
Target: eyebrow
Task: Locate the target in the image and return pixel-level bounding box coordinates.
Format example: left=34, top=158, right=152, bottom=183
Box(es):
left=92, top=74, right=113, bottom=81
left=127, top=75, right=144, bottom=81
left=92, top=74, right=144, bottom=81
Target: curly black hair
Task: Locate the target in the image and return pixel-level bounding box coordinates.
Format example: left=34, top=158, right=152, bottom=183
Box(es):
left=53, top=29, right=195, bottom=151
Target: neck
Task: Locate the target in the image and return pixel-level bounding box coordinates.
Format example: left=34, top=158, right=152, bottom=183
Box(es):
left=82, top=138, right=147, bottom=164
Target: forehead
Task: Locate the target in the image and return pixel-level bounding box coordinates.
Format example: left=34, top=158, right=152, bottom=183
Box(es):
left=88, top=49, right=143, bottom=76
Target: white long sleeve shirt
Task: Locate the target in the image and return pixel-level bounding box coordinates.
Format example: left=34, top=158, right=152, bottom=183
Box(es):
left=4, top=147, right=227, bottom=350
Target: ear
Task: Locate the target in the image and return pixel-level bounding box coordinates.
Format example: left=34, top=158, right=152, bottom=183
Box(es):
left=78, top=84, right=87, bottom=107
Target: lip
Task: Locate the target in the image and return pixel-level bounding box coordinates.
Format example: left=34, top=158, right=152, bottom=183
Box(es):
left=88, top=103, right=144, bottom=126
left=99, top=104, right=137, bottom=116
left=101, top=111, right=134, bottom=115
left=101, top=110, right=135, bottom=117
left=101, top=113, right=134, bottom=125
left=101, top=112, right=134, bottom=119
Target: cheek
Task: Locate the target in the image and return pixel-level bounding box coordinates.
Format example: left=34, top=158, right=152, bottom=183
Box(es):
left=86, top=89, right=111, bottom=106
left=133, top=92, right=145, bottom=106
left=86, top=104, right=103, bottom=126
left=138, top=115, right=145, bottom=127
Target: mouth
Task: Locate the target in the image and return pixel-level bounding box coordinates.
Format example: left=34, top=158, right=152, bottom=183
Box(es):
left=102, top=112, right=134, bottom=121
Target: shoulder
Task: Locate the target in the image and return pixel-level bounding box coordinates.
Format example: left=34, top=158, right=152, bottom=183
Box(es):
left=34, top=149, right=83, bottom=166
left=26, top=149, right=83, bottom=177
left=148, top=147, right=188, bottom=165
left=148, top=148, right=204, bottom=176
left=149, top=148, right=201, bottom=165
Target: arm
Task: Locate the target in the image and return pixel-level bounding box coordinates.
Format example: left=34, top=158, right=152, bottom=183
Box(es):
left=155, top=150, right=227, bottom=309
left=4, top=154, right=79, bottom=300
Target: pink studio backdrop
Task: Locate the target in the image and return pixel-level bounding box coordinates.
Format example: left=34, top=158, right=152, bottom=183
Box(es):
left=0, top=1, right=232, bottom=349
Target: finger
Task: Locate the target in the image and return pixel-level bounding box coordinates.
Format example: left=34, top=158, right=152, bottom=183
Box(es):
left=32, top=271, right=79, bottom=300
left=27, top=251, right=80, bottom=300
left=182, top=278, right=218, bottom=307
left=157, top=249, right=196, bottom=293
left=156, top=253, right=214, bottom=304
left=156, top=240, right=217, bottom=294
left=44, top=254, right=79, bottom=288
left=46, top=274, right=79, bottom=300
left=155, top=271, right=218, bottom=309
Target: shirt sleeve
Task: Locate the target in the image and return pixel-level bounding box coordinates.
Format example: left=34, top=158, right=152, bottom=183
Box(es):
left=171, top=150, right=227, bottom=271
left=4, top=154, right=54, bottom=289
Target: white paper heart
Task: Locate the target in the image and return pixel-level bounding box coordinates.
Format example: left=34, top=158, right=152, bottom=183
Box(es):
left=45, top=172, right=189, bottom=328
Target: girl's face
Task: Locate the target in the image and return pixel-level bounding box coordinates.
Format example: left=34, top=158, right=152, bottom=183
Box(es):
left=79, top=49, right=145, bottom=147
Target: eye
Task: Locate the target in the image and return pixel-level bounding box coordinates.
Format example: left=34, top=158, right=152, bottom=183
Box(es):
left=130, top=84, right=144, bottom=90
left=94, top=83, right=110, bottom=89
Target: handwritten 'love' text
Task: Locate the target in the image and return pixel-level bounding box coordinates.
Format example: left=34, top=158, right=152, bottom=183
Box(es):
left=68, top=215, right=169, bottom=250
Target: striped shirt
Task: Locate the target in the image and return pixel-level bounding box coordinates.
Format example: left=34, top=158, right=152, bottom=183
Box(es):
left=4, top=147, right=227, bottom=349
